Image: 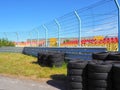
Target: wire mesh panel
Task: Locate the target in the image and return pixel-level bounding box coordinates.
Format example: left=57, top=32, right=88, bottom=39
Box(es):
left=0, top=0, right=119, bottom=51
left=47, top=0, right=118, bottom=51
left=75, top=0, right=118, bottom=51
left=57, top=12, right=79, bottom=47
left=45, top=21, right=58, bottom=47
left=37, top=26, right=46, bottom=47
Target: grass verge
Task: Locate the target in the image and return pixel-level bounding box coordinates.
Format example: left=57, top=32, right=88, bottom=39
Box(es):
left=0, top=53, right=67, bottom=80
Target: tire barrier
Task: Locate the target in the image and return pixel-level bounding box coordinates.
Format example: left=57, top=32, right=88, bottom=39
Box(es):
left=67, top=60, right=120, bottom=90
left=92, top=52, right=120, bottom=61
left=37, top=51, right=65, bottom=67
left=67, top=60, right=88, bottom=90
left=107, top=54, right=120, bottom=61
left=112, top=64, right=120, bottom=90
left=92, top=52, right=110, bottom=60
left=87, top=62, right=112, bottom=90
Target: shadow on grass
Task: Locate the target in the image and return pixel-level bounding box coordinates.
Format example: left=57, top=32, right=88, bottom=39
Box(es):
left=50, top=74, right=67, bottom=81
left=31, top=61, right=38, bottom=64
left=47, top=74, right=67, bottom=90
left=31, top=61, right=67, bottom=90
left=31, top=61, right=48, bottom=67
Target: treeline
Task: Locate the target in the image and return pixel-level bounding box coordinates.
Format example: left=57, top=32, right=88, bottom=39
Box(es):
left=0, top=39, right=15, bottom=47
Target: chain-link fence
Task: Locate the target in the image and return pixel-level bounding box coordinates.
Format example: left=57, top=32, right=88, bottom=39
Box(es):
left=0, top=0, right=119, bottom=51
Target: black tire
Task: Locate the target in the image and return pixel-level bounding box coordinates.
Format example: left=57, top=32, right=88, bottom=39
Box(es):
left=38, top=55, right=42, bottom=59
left=88, top=72, right=108, bottom=80
left=68, top=61, right=88, bottom=69
left=48, top=62, right=63, bottom=67
left=92, top=52, right=109, bottom=60
left=49, top=57, right=64, bottom=62
left=37, top=57, right=42, bottom=64
left=68, top=59, right=82, bottom=62
left=37, top=52, right=44, bottom=64
left=42, top=54, right=49, bottom=65
left=114, top=87, right=120, bottom=90
left=88, top=63, right=112, bottom=73
left=113, top=84, right=120, bottom=90
left=88, top=79, right=108, bottom=88
left=88, top=87, right=108, bottom=90
left=69, top=89, right=82, bottom=90
left=67, top=69, right=83, bottom=76
left=68, top=76, right=82, bottom=82
left=55, top=61, right=64, bottom=67
left=68, top=86, right=82, bottom=90
left=112, top=65, right=120, bottom=84
left=113, top=79, right=120, bottom=86
left=106, top=52, right=119, bottom=60
left=37, top=53, right=42, bottom=59
left=40, top=54, right=47, bottom=60
left=88, top=87, right=106, bottom=90
left=48, top=54, right=64, bottom=62
left=38, top=54, right=46, bottom=64
left=104, top=61, right=120, bottom=64
left=112, top=64, right=120, bottom=75
left=107, top=54, right=120, bottom=60
left=69, top=82, right=83, bottom=89
left=88, top=60, right=104, bottom=64
left=113, top=77, right=120, bottom=83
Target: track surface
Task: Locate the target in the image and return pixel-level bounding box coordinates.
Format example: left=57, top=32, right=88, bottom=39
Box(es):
left=0, top=75, right=66, bottom=90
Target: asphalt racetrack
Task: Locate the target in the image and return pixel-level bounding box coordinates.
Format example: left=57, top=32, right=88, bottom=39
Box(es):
left=0, top=75, right=66, bottom=90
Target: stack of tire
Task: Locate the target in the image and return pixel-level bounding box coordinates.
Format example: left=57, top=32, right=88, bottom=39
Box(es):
left=47, top=52, right=65, bottom=67
left=37, top=51, right=65, bottom=67
left=112, top=64, right=120, bottom=90
left=107, top=53, right=120, bottom=61
left=37, top=52, right=48, bottom=65
left=87, top=62, right=112, bottom=90
left=92, top=52, right=110, bottom=61
left=92, top=52, right=120, bottom=61
left=67, top=60, right=88, bottom=90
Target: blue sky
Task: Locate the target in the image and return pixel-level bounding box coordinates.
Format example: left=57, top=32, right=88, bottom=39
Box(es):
left=0, top=0, right=112, bottom=32
left=0, top=0, right=120, bottom=41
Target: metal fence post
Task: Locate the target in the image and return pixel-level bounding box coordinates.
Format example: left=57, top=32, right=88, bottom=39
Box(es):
left=74, top=11, right=82, bottom=47
left=15, top=32, right=19, bottom=47
left=34, top=29, right=40, bottom=47
left=29, top=32, right=32, bottom=47
left=42, top=25, right=48, bottom=47
left=55, top=19, right=61, bottom=47
left=114, top=0, right=120, bottom=51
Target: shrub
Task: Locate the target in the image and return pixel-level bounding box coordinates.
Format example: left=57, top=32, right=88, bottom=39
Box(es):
left=0, top=38, right=15, bottom=47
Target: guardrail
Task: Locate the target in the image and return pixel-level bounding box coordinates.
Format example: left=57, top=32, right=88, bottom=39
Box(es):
left=0, top=47, right=107, bottom=60
left=0, top=47, right=24, bottom=53
left=23, top=47, right=107, bottom=60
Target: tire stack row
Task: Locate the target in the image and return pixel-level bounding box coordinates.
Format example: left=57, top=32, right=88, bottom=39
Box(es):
left=67, top=60, right=120, bottom=90
left=38, top=52, right=48, bottom=65
left=37, top=51, right=65, bottom=67
left=87, top=62, right=112, bottom=90
left=92, top=52, right=120, bottom=90
left=47, top=52, right=65, bottom=67
left=67, top=60, right=88, bottom=90
left=112, top=64, right=120, bottom=90
left=92, top=52, right=120, bottom=61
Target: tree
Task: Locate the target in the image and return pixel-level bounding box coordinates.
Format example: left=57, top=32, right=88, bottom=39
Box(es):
left=0, top=38, right=15, bottom=47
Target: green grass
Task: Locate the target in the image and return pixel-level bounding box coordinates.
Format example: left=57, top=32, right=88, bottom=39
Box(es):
left=0, top=53, right=67, bottom=79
